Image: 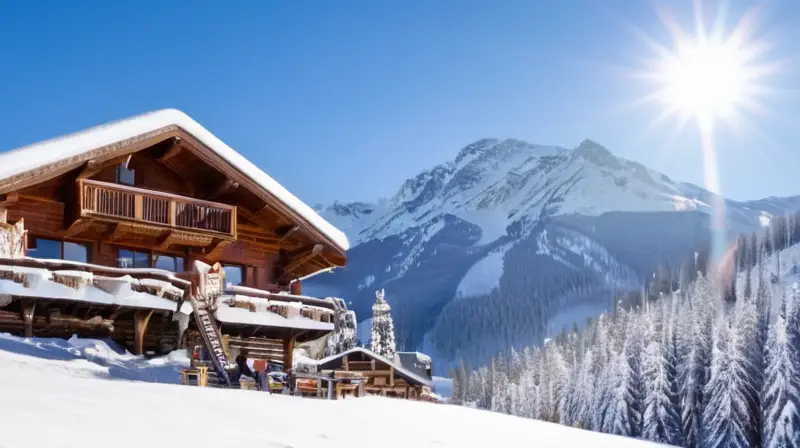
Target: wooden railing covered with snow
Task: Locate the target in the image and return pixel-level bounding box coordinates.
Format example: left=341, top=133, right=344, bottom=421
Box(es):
left=78, top=179, right=236, bottom=238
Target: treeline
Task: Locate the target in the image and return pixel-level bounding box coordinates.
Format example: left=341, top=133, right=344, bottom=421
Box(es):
left=450, top=213, right=800, bottom=447
left=646, top=210, right=800, bottom=300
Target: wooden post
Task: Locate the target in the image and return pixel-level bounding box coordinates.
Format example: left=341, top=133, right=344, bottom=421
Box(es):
left=133, top=309, right=154, bottom=355
left=168, top=201, right=176, bottom=226
left=21, top=300, right=35, bottom=338
left=290, top=280, right=302, bottom=295
left=134, top=195, right=143, bottom=220
left=389, top=367, right=394, bottom=386
left=283, top=332, right=295, bottom=370
left=343, top=355, right=349, bottom=371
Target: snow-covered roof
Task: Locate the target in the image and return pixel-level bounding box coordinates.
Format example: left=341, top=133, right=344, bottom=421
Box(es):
left=0, top=109, right=349, bottom=252
left=214, top=305, right=333, bottom=332
left=314, top=347, right=434, bottom=387
left=396, top=351, right=432, bottom=364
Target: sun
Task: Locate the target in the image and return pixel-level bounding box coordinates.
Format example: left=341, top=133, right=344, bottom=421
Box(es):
left=636, top=3, right=778, bottom=126
left=658, top=39, right=745, bottom=119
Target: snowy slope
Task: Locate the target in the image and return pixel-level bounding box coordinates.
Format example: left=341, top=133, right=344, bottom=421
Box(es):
left=738, top=240, right=800, bottom=314
left=0, top=335, right=667, bottom=448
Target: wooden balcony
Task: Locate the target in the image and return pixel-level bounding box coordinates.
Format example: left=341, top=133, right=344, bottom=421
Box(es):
left=78, top=179, right=236, bottom=239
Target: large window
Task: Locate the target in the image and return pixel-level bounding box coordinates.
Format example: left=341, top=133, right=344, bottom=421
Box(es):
left=28, top=238, right=89, bottom=263
left=118, top=248, right=184, bottom=272
left=153, top=253, right=184, bottom=272
left=223, top=264, right=244, bottom=287
left=116, top=163, right=135, bottom=186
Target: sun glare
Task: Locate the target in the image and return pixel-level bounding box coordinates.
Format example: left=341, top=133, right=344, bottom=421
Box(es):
left=635, top=2, right=778, bottom=127
left=628, top=1, right=781, bottom=286
left=660, top=39, right=744, bottom=119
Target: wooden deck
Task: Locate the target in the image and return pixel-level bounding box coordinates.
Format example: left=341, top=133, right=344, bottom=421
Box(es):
left=78, top=179, right=236, bottom=238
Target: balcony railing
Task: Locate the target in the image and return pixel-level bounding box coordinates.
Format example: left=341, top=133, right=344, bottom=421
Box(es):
left=78, top=179, right=236, bottom=238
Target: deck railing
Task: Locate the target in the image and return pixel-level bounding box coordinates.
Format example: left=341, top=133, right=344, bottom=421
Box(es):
left=78, top=179, right=236, bottom=237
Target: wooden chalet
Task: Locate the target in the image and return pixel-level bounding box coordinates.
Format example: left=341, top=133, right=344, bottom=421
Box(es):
left=0, top=109, right=350, bottom=367
left=314, top=347, right=435, bottom=400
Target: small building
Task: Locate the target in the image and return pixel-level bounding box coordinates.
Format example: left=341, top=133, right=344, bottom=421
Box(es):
left=314, top=347, right=434, bottom=400
left=0, top=109, right=352, bottom=370
left=396, top=351, right=433, bottom=379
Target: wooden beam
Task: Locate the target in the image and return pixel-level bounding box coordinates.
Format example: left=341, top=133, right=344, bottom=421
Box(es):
left=157, top=232, right=175, bottom=251
left=282, top=244, right=324, bottom=278
left=204, top=179, right=239, bottom=200
left=283, top=333, right=295, bottom=370
left=65, top=219, right=93, bottom=237
left=109, top=305, right=124, bottom=321
left=76, top=155, right=129, bottom=180
left=158, top=138, right=183, bottom=162
left=390, top=367, right=394, bottom=386
left=0, top=192, right=20, bottom=208
left=133, top=309, right=155, bottom=356
left=277, top=225, right=300, bottom=241
left=106, top=223, right=125, bottom=242
left=204, top=238, right=231, bottom=260
left=237, top=205, right=288, bottom=238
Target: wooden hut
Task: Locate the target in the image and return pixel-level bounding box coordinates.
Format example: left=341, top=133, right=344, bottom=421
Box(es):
left=0, top=109, right=350, bottom=363
left=315, top=347, right=434, bottom=400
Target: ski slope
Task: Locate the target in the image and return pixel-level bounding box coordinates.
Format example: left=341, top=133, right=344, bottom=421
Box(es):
left=0, top=334, right=668, bottom=448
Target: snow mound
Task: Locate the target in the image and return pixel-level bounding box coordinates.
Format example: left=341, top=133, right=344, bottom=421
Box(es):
left=0, top=333, right=189, bottom=383
left=0, top=335, right=666, bottom=448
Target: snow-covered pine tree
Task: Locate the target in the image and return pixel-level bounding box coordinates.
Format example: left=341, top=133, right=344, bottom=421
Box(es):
left=601, top=342, right=637, bottom=437
left=641, top=310, right=682, bottom=445
left=370, top=289, right=396, bottom=359
left=702, top=314, right=756, bottom=448
left=761, top=293, right=800, bottom=448
left=569, top=348, right=595, bottom=429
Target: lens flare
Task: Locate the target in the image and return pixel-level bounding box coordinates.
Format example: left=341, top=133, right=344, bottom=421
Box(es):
left=630, top=1, right=780, bottom=299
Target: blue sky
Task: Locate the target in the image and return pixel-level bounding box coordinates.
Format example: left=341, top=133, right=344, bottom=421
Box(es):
left=0, top=0, right=799, bottom=204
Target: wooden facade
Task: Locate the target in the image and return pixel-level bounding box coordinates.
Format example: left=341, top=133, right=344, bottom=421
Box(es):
left=0, top=111, right=349, bottom=364
left=315, top=348, right=435, bottom=400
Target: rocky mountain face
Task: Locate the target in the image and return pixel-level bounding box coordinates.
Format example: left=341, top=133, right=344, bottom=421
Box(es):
left=306, top=138, right=800, bottom=374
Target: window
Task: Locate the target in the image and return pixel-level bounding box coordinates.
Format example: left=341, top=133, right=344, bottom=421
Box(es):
left=116, top=163, right=135, bottom=186
left=223, top=264, right=244, bottom=287
left=153, top=253, right=184, bottom=272
left=28, top=238, right=89, bottom=263
left=117, top=248, right=149, bottom=268
left=117, top=248, right=185, bottom=272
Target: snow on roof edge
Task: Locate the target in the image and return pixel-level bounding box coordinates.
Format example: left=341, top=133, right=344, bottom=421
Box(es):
left=0, top=109, right=350, bottom=252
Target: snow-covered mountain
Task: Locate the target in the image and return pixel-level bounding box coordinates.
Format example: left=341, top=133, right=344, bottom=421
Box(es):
left=307, top=138, right=800, bottom=374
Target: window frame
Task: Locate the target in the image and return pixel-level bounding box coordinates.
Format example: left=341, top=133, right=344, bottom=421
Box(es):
left=116, top=247, right=186, bottom=272
left=28, top=236, right=91, bottom=263
left=221, top=263, right=246, bottom=287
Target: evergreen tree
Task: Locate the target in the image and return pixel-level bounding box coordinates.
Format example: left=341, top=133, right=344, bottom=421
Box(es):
left=370, top=289, right=396, bottom=359
left=702, top=317, right=755, bottom=448
left=641, top=313, right=682, bottom=444
left=761, top=294, right=800, bottom=448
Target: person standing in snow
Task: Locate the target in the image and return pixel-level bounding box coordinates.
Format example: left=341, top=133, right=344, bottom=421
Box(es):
left=235, top=350, right=257, bottom=387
